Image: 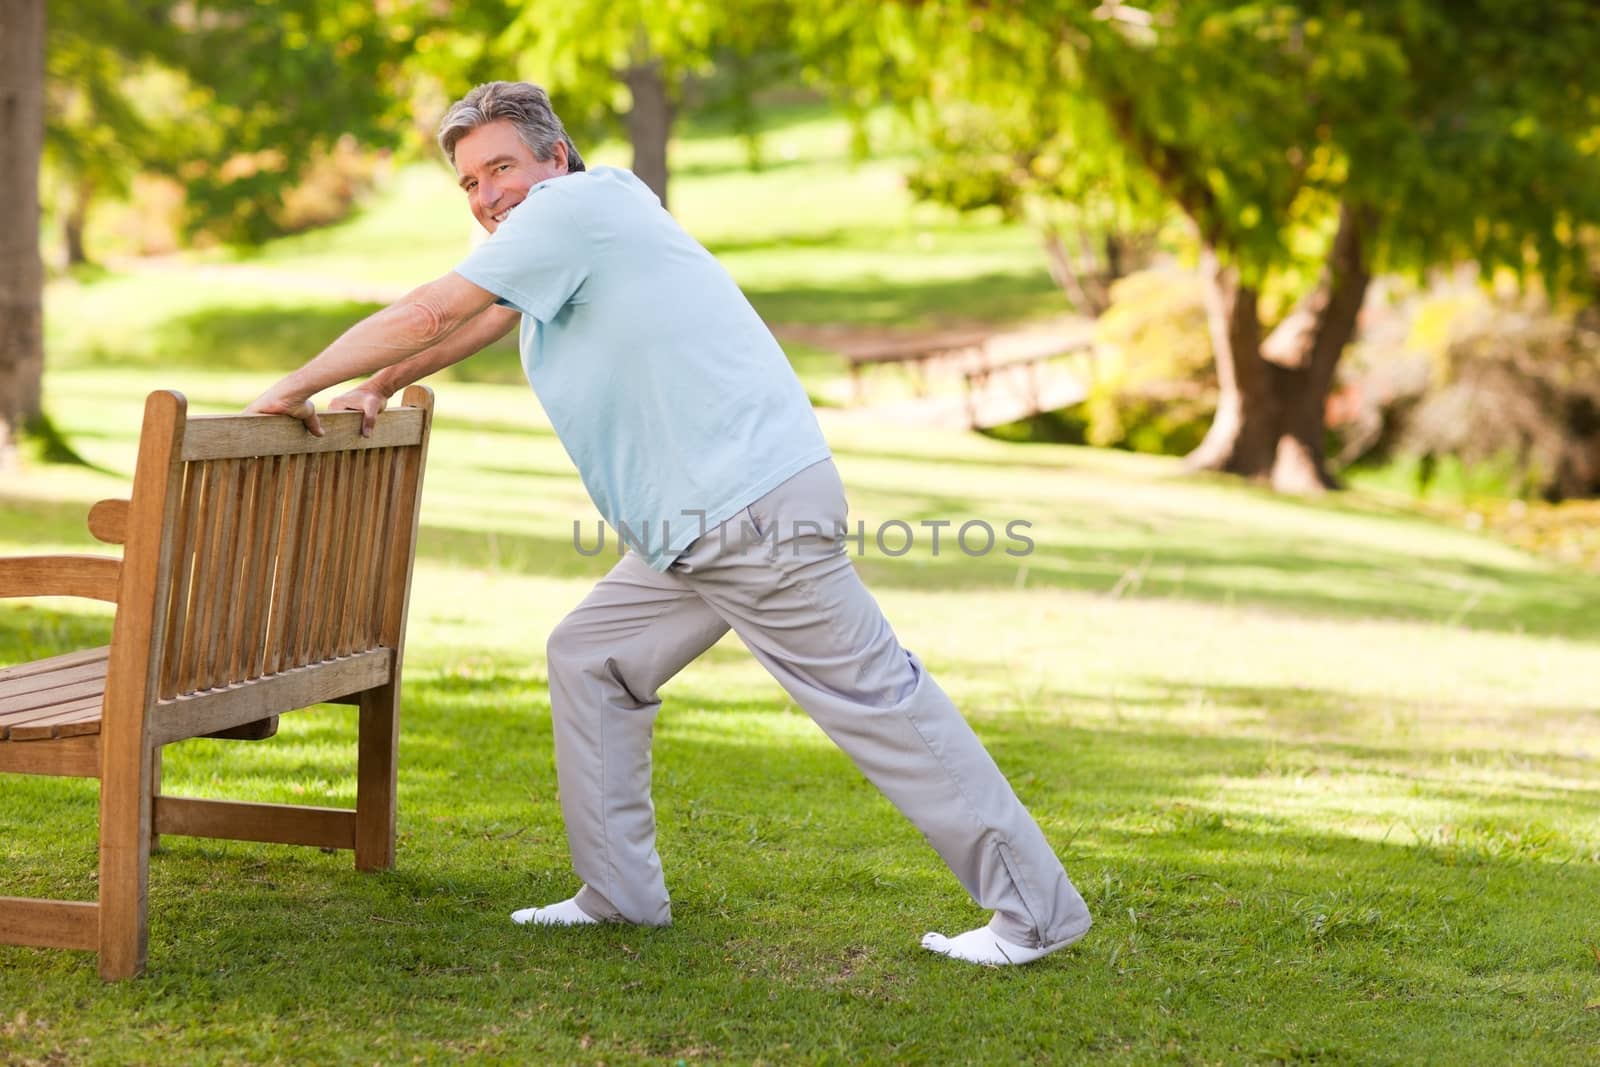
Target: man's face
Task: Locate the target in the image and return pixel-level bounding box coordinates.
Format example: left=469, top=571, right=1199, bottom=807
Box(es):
left=454, top=119, right=568, bottom=233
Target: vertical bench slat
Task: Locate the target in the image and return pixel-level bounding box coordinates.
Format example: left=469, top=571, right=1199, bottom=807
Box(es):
left=264, top=453, right=307, bottom=678
left=249, top=454, right=288, bottom=681
left=325, top=452, right=353, bottom=658
left=192, top=459, right=235, bottom=692
left=336, top=450, right=363, bottom=657
left=338, top=449, right=374, bottom=657
left=160, top=464, right=203, bottom=700
left=317, top=452, right=353, bottom=662
left=247, top=455, right=279, bottom=679
left=221, top=458, right=260, bottom=686
left=281, top=453, right=317, bottom=671
left=376, top=448, right=405, bottom=645
left=178, top=462, right=222, bottom=695
left=371, top=449, right=393, bottom=643
left=199, top=459, right=241, bottom=692
left=310, top=451, right=343, bottom=664
left=365, top=448, right=394, bottom=647
left=214, top=459, right=249, bottom=688
left=293, top=452, right=331, bottom=669
left=233, top=454, right=265, bottom=681
left=351, top=448, right=380, bottom=653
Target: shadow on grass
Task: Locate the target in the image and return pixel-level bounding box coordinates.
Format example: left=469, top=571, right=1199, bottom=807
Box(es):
left=745, top=271, right=1066, bottom=330
left=21, top=412, right=105, bottom=471
left=8, top=481, right=1593, bottom=661
left=429, top=414, right=558, bottom=441
left=401, top=515, right=1600, bottom=642
left=67, top=301, right=531, bottom=388
left=152, top=302, right=385, bottom=371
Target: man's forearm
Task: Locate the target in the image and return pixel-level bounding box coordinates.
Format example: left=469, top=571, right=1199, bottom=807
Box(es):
left=264, top=272, right=501, bottom=402
left=276, top=299, right=461, bottom=400
left=367, top=305, right=520, bottom=397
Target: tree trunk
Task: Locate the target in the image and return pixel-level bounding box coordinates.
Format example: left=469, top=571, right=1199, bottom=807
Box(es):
left=0, top=0, right=46, bottom=468
left=64, top=175, right=94, bottom=268
left=1262, top=202, right=1374, bottom=492
left=622, top=60, right=673, bottom=210
left=1041, top=225, right=1102, bottom=316
left=1185, top=203, right=1373, bottom=493
left=1184, top=246, right=1280, bottom=476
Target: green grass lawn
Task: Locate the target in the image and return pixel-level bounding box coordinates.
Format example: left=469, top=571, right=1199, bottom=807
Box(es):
left=3, top=366, right=1599, bottom=1065
left=8, top=106, right=1599, bottom=1065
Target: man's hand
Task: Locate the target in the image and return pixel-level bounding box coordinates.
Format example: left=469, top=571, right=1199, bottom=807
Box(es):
left=328, top=382, right=391, bottom=437
left=246, top=383, right=324, bottom=437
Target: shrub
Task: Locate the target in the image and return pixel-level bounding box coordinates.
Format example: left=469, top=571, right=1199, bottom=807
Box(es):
left=1077, top=267, right=1216, bottom=454
left=1399, top=303, right=1600, bottom=501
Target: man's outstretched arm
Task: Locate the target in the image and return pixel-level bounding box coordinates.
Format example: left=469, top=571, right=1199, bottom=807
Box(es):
left=326, top=302, right=521, bottom=434
left=246, top=271, right=503, bottom=434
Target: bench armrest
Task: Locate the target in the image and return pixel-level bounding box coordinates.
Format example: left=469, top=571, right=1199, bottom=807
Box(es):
left=0, top=555, right=121, bottom=603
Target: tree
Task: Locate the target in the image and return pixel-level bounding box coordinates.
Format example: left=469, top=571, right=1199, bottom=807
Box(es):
left=494, top=0, right=795, bottom=209
left=0, top=0, right=45, bottom=466
left=3, top=0, right=423, bottom=463
left=155, top=1, right=421, bottom=244
left=43, top=20, right=150, bottom=267
left=899, top=86, right=1165, bottom=317
left=804, top=0, right=1600, bottom=492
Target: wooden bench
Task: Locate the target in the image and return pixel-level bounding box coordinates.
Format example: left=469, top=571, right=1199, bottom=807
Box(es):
left=0, top=386, right=434, bottom=979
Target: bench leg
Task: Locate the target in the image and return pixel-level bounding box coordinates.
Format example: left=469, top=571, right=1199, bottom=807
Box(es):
left=97, top=742, right=155, bottom=980
left=355, top=682, right=399, bottom=871
left=149, top=746, right=163, bottom=853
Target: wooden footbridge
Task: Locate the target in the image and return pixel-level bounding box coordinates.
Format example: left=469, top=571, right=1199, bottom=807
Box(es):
left=833, top=319, right=1095, bottom=431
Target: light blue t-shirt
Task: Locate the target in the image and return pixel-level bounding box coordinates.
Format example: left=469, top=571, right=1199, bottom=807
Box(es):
left=453, top=165, right=832, bottom=570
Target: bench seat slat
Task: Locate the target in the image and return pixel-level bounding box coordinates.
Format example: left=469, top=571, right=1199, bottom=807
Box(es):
left=0, top=657, right=112, bottom=698
left=0, top=646, right=109, bottom=683
left=0, top=694, right=105, bottom=740
left=0, top=694, right=102, bottom=729
left=0, top=677, right=108, bottom=715
left=0, top=649, right=111, bottom=740
left=4, top=697, right=106, bottom=741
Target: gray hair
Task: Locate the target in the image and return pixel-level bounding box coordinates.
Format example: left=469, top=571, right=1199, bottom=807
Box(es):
left=437, top=81, right=586, bottom=173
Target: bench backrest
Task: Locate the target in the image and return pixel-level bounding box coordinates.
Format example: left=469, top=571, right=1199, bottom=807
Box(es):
left=102, top=388, right=434, bottom=750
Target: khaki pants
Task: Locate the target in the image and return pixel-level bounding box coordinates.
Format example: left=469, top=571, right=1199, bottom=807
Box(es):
left=545, top=459, right=1091, bottom=948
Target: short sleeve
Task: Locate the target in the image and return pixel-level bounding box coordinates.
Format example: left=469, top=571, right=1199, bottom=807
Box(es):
left=453, top=183, right=590, bottom=322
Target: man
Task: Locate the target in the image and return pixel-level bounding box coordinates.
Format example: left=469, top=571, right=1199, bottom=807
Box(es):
left=247, top=81, right=1092, bottom=966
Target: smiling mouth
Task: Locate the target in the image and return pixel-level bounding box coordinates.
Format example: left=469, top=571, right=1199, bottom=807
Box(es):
left=491, top=205, right=515, bottom=224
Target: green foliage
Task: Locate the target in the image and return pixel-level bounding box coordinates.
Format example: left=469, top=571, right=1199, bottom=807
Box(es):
left=165, top=1, right=422, bottom=243
left=46, top=0, right=427, bottom=247
left=805, top=0, right=1600, bottom=292
left=43, top=7, right=157, bottom=201
left=409, top=0, right=797, bottom=159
